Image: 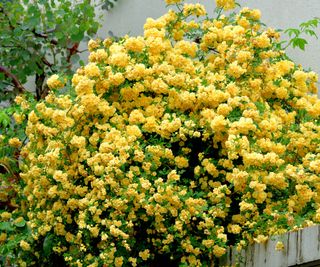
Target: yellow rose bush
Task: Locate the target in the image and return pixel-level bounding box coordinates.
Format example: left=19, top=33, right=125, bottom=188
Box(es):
left=5, top=0, right=320, bottom=266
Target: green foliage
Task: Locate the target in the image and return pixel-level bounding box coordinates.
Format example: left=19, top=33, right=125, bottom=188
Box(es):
left=0, top=0, right=106, bottom=101
left=0, top=212, right=35, bottom=267
left=283, top=17, right=320, bottom=50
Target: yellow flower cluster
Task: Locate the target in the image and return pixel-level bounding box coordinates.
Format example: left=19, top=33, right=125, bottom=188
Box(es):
left=165, top=0, right=183, bottom=4
left=18, top=1, right=320, bottom=266
left=20, top=240, right=31, bottom=251
left=8, top=137, right=22, bottom=148
left=46, top=74, right=65, bottom=90
left=216, top=0, right=236, bottom=11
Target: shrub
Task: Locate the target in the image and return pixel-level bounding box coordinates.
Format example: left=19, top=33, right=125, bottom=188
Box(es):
left=6, top=0, right=320, bottom=266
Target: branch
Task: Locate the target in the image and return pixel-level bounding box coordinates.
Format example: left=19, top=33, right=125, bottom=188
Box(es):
left=32, top=29, right=58, bottom=45
left=66, top=42, right=80, bottom=64
left=0, top=65, right=26, bottom=93
left=2, top=7, right=58, bottom=46
left=41, top=57, right=53, bottom=68
left=78, top=48, right=88, bottom=53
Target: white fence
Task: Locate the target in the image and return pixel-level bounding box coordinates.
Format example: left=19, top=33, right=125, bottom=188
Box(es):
left=220, top=225, right=320, bottom=267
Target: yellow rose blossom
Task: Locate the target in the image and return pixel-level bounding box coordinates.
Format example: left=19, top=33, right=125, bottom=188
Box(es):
left=108, top=52, right=129, bottom=67
left=13, top=112, right=24, bottom=124
left=227, top=61, right=246, bottom=78
left=1, top=211, right=11, bottom=221
left=183, top=3, right=206, bottom=17
left=124, top=37, right=145, bottom=52
left=89, top=48, right=108, bottom=63
left=14, top=95, right=24, bottom=104
left=213, top=245, right=226, bottom=257
left=253, top=235, right=268, bottom=244
left=275, top=241, right=285, bottom=251
left=216, top=0, right=236, bottom=10
left=47, top=74, right=65, bottom=90
left=128, top=257, right=137, bottom=267
left=20, top=240, right=31, bottom=251
left=139, top=249, right=150, bottom=261
left=0, top=232, right=7, bottom=243
left=253, top=32, right=271, bottom=48
left=84, top=63, right=100, bottom=78
left=165, top=0, right=182, bottom=5
left=70, top=135, right=86, bottom=148
left=88, top=39, right=100, bottom=51
left=74, top=76, right=95, bottom=95
left=8, top=137, right=22, bottom=148
left=175, top=156, right=189, bottom=168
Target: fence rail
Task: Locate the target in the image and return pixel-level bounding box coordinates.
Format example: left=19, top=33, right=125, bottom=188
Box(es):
left=220, top=225, right=320, bottom=267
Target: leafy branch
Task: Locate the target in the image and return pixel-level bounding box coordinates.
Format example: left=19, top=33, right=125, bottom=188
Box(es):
left=0, top=0, right=109, bottom=101
left=0, top=65, right=26, bottom=93
left=283, top=17, right=320, bottom=50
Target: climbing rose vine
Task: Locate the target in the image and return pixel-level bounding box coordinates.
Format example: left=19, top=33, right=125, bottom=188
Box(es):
left=10, top=0, right=320, bottom=266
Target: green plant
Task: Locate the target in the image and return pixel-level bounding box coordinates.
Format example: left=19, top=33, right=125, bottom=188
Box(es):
left=2, top=0, right=320, bottom=266
left=0, top=211, right=35, bottom=267
left=282, top=17, right=320, bottom=50
left=0, top=0, right=93, bottom=215
left=10, top=0, right=320, bottom=266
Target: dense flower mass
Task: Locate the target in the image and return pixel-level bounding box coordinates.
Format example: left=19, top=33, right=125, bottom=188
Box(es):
left=15, top=1, right=320, bottom=266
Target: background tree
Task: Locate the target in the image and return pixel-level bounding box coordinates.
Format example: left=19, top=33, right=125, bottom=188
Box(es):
left=0, top=0, right=120, bottom=101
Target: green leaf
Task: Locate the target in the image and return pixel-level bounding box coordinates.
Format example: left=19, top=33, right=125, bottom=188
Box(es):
left=292, top=37, right=308, bottom=50
left=300, top=18, right=319, bottom=29
left=27, top=5, right=38, bottom=15
left=0, top=222, right=14, bottom=232
left=70, top=54, right=80, bottom=64
left=14, top=218, right=26, bottom=228
left=71, top=31, right=84, bottom=42
left=28, top=16, right=40, bottom=28
left=305, top=29, right=318, bottom=39
left=254, top=102, right=266, bottom=115
left=284, top=28, right=300, bottom=38
left=0, top=111, right=11, bottom=127
left=227, top=107, right=242, bottom=122
left=43, top=234, right=55, bottom=256
left=55, top=31, right=64, bottom=40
